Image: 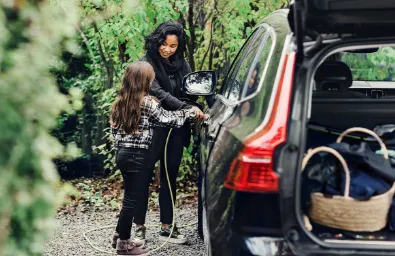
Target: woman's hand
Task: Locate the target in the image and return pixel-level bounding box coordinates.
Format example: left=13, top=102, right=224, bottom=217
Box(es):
left=191, top=106, right=205, bottom=119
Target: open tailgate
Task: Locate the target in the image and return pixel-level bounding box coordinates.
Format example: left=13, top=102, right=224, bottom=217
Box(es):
left=289, top=0, right=395, bottom=38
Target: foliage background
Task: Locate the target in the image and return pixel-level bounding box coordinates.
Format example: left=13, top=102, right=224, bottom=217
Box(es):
left=1, top=0, right=290, bottom=254
left=54, top=0, right=290, bottom=181
left=0, top=0, right=82, bottom=255
left=7, top=0, right=395, bottom=255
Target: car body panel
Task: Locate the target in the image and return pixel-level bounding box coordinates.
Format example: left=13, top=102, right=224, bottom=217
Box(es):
left=198, top=9, right=293, bottom=255
left=196, top=4, right=395, bottom=256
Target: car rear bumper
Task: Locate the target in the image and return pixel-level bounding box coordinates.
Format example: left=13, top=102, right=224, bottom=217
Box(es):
left=233, top=192, right=283, bottom=236
left=241, top=236, right=285, bottom=256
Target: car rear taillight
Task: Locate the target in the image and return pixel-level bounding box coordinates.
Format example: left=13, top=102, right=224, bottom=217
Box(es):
left=224, top=52, right=296, bottom=193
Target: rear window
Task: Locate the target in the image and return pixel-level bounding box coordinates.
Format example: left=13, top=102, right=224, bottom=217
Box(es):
left=342, top=47, right=395, bottom=81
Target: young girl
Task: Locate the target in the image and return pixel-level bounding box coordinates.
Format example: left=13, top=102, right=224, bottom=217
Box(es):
left=110, top=61, right=198, bottom=255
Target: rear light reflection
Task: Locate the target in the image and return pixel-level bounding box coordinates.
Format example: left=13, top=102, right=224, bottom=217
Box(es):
left=225, top=156, right=279, bottom=192
left=224, top=52, right=296, bottom=193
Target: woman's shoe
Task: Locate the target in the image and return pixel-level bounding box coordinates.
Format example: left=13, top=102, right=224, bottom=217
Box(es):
left=116, top=239, right=149, bottom=255
left=134, top=226, right=147, bottom=244
left=158, top=224, right=188, bottom=244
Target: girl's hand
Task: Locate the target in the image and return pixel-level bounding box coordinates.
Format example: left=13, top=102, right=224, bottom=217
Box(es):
left=191, top=106, right=205, bottom=119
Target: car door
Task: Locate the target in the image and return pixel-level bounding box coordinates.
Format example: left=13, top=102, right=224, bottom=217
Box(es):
left=199, top=24, right=277, bottom=255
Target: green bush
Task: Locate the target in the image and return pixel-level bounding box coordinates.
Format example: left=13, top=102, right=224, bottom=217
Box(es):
left=0, top=1, right=80, bottom=255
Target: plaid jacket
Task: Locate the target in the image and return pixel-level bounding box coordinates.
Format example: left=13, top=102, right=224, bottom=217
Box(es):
left=111, top=96, right=189, bottom=149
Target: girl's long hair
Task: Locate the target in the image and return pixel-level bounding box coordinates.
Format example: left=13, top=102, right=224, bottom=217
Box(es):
left=110, top=61, right=155, bottom=134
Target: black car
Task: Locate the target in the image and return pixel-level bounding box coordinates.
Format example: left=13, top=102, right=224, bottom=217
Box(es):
left=183, top=1, right=395, bottom=255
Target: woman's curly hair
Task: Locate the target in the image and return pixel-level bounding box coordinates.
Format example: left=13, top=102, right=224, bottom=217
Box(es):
left=144, top=21, right=186, bottom=59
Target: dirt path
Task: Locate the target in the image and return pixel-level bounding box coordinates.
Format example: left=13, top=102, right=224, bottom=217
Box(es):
left=43, top=205, right=205, bottom=256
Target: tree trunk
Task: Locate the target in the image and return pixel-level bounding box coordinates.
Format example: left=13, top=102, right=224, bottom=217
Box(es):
left=0, top=212, right=10, bottom=255
left=93, top=22, right=114, bottom=89
left=92, top=22, right=113, bottom=147
left=118, top=42, right=129, bottom=63
left=208, top=43, right=214, bottom=70
left=81, top=94, right=93, bottom=155
left=199, top=17, right=213, bottom=70
left=179, top=0, right=197, bottom=71
left=95, top=114, right=107, bottom=146
left=187, top=0, right=196, bottom=71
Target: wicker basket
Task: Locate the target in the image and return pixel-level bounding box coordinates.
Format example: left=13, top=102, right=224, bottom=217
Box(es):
left=303, top=128, right=395, bottom=232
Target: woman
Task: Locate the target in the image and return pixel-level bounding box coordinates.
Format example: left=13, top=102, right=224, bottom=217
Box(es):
left=133, top=21, right=204, bottom=244
left=110, top=61, right=198, bottom=255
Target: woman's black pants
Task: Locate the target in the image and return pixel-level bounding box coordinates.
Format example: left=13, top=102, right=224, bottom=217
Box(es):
left=133, top=127, right=186, bottom=225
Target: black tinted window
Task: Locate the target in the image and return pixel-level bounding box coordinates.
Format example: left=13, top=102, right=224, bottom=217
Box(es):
left=342, top=47, right=395, bottom=81
left=221, top=28, right=264, bottom=100
left=223, top=27, right=273, bottom=101
left=242, top=36, right=273, bottom=98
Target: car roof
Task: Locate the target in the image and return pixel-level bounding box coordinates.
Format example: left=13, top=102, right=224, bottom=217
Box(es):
left=259, top=9, right=291, bottom=37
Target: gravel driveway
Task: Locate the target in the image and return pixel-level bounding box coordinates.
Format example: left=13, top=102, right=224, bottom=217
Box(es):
left=44, top=205, right=205, bottom=256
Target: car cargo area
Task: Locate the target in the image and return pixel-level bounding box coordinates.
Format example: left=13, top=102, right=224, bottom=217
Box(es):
left=300, top=47, right=395, bottom=246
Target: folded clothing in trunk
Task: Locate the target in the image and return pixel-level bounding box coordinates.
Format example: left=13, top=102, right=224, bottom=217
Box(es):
left=330, top=142, right=395, bottom=182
